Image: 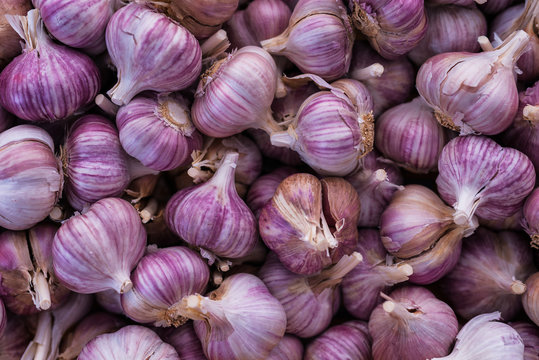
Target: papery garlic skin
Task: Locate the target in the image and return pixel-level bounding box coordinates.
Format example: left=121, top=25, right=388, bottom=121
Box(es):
left=121, top=246, right=210, bottom=327
left=523, top=188, right=539, bottom=248
left=157, top=323, right=206, bottom=360
left=79, top=325, right=180, bottom=360
left=268, top=334, right=303, bottom=360
left=437, top=135, right=536, bottom=224
left=192, top=46, right=280, bottom=138
left=0, top=125, right=62, bottom=230
left=441, top=228, right=536, bottom=321
left=432, top=312, right=525, bottom=360
left=106, top=3, right=202, bottom=106
left=350, top=0, right=427, bottom=59
left=53, top=198, right=146, bottom=294
left=36, top=0, right=115, bottom=54
left=523, top=272, right=539, bottom=327
left=259, top=173, right=360, bottom=275
left=342, top=229, right=412, bottom=320
left=262, top=0, right=354, bottom=81
left=376, top=97, right=447, bottom=173
left=117, top=93, right=203, bottom=172
left=181, top=273, right=287, bottom=360
left=0, top=9, right=100, bottom=122
left=166, top=152, right=258, bottom=262
left=510, top=322, right=539, bottom=360
left=0, top=0, right=32, bottom=68
left=64, top=115, right=130, bottom=211
left=416, top=30, right=530, bottom=135
left=304, top=321, right=371, bottom=360
left=408, top=5, right=487, bottom=66
left=369, top=286, right=458, bottom=360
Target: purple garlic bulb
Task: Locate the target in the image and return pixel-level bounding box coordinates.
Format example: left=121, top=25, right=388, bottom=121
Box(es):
left=369, top=286, right=458, bottom=360
left=96, top=289, right=124, bottom=315
left=304, top=321, right=371, bottom=360
left=178, top=273, right=287, bottom=360
left=259, top=251, right=362, bottom=338
left=0, top=223, right=70, bottom=315
left=510, top=322, right=539, bottom=360
left=64, top=115, right=130, bottom=211
left=375, top=97, right=447, bottom=173
left=345, top=151, right=404, bottom=227
left=262, top=0, right=355, bottom=81
left=417, top=30, right=530, bottom=135
left=523, top=272, right=539, bottom=326
left=0, top=125, right=62, bottom=230
left=349, top=0, right=427, bottom=59
left=53, top=197, right=147, bottom=294
left=349, top=41, right=415, bottom=115
left=480, top=0, right=515, bottom=14
left=259, top=173, right=360, bottom=275
left=0, top=9, right=100, bottom=121
left=523, top=188, right=539, bottom=248
left=246, top=167, right=298, bottom=218
left=79, top=325, right=180, bottom=360
left=116, top=92, right=203, bottom=172
left=157, top=323, right=206, bottom=360
left=121, top=246, right=210, bottom=327
left=268, top=335, right=303, bottom=360
left=441, top=228, right=536, bottom=321
left=270, top=77, right=374, bottom=176
left=166, top=152, right=258, bottom=265
left=106, top=3, right=202, bottom=105
left=436, top=135, right=536, bottom=225
left=36, top=0, right=115, bottom=54
left=408, top=4, right=487, bottom=66
left=342, top=229, right=412, bottom=320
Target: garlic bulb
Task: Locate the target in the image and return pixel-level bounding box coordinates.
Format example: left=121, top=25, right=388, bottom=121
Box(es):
left=96, top=289, right=124, bottom=315
left=432, top=312, right=524, bottom=360
left=304, top=321, right=371, bottom=360
left=522, top=272, right=539, bottom=326
left=157, top=323, right=206, bottom=360
left=441, top=228, right=536, bottom=321
left=369, top=286, right=458, bottom=360
left=268, top=335, right=303, bottom=360
left=0, top=125, right=62, bottom=230
left=179, top=273, right=287, bottom=360
left=106, top=3, right=202, bottom=106
left=342, top=229, right=412, bottom=320
left=259, top=173, right=360, bottom=275
left=509, top=322, right=539, bottom=360
left=262, top=0, right=354, bottom=81
left=349, top=0, right=427, bottom=59
left=79, top=325, right=180, bottom=360
left=246, top=167, right=297, bottom=218
left=417, top=30, right=530, bottom=135
left=437, top=135, right=536, bottom=225
left=523, top=188, right=539, bottom=248
left=121, top=246, right=210, bottom=327
left=52, top=198, right=147, bottom=294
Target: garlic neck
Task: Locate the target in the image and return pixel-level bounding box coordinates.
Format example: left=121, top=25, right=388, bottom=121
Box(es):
left=380, top=293, right=422, bottom=323
left=309, top=252, right=363, bottom=292
left=523, top=105, right=539, bottom=122
left=31, top=270, right=52, bottom=311
left=376, top=263, right=413, bottom=286
left=495, top=30, right=531, bottom=68
left=351, top=63, right=384, bottom=81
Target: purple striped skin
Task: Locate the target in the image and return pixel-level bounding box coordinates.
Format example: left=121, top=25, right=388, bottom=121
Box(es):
left=408, top=5, right=487, bottom=66
left=192, top=46, right=279, bottom=138
left=523, top=273, right=539, bottom=326
left=52, top=198, right=147, bottom=294
left=96, top=289, right=124, bottom=315
left=36, top=0, right=113, bottom=54
left=0, top=10, right=100, bottom=122
left=116, top=93, right=203, bottom=171
left=0, top=125, right=62, bottom=231
left=165, top=152, right=258, bottom=261
left=502, top=82, right=539, bottom=172
left=376, top=97, right=447, bottom=173
left=259, top=252, right=342, bottom=338
left=79, top=325, right=180, bottom=360
left=350, top=0, right=427, bottom=60
left=510, top=322, right=539, bottom=360
left=106, top=3, right=202, bottom=106
left=188, top=273, right=287, bottom=360
left=441, top=228, right=536, bottom=321
left=416, top=31, right=530, bottom=135
left=480, top=0, right=515, bottom=14
left=157, top=323, right=206, bottom=360
left=121, top=246, right=210, bottom=327
left=65, top=115, right=129, bottom=211
left=262, top=0, right=354, bottom=81
left=369, top=287, right=458, bottom=360
left=0, top=224, right=70, bottom=315
left=523, top=189, right=539, bottom=247
left=305, top=321, right=371, bottom=360
left=345, top=151, right=404, bottom=227
left=246, top=167, right=298, bottom=218
left=268, top=334, right=303, bottom=360
left=342, top=229, right=411, bottom=320
left=0, top=313, right=31, bottom=358
left=437, top=136, right=536, bottom=223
